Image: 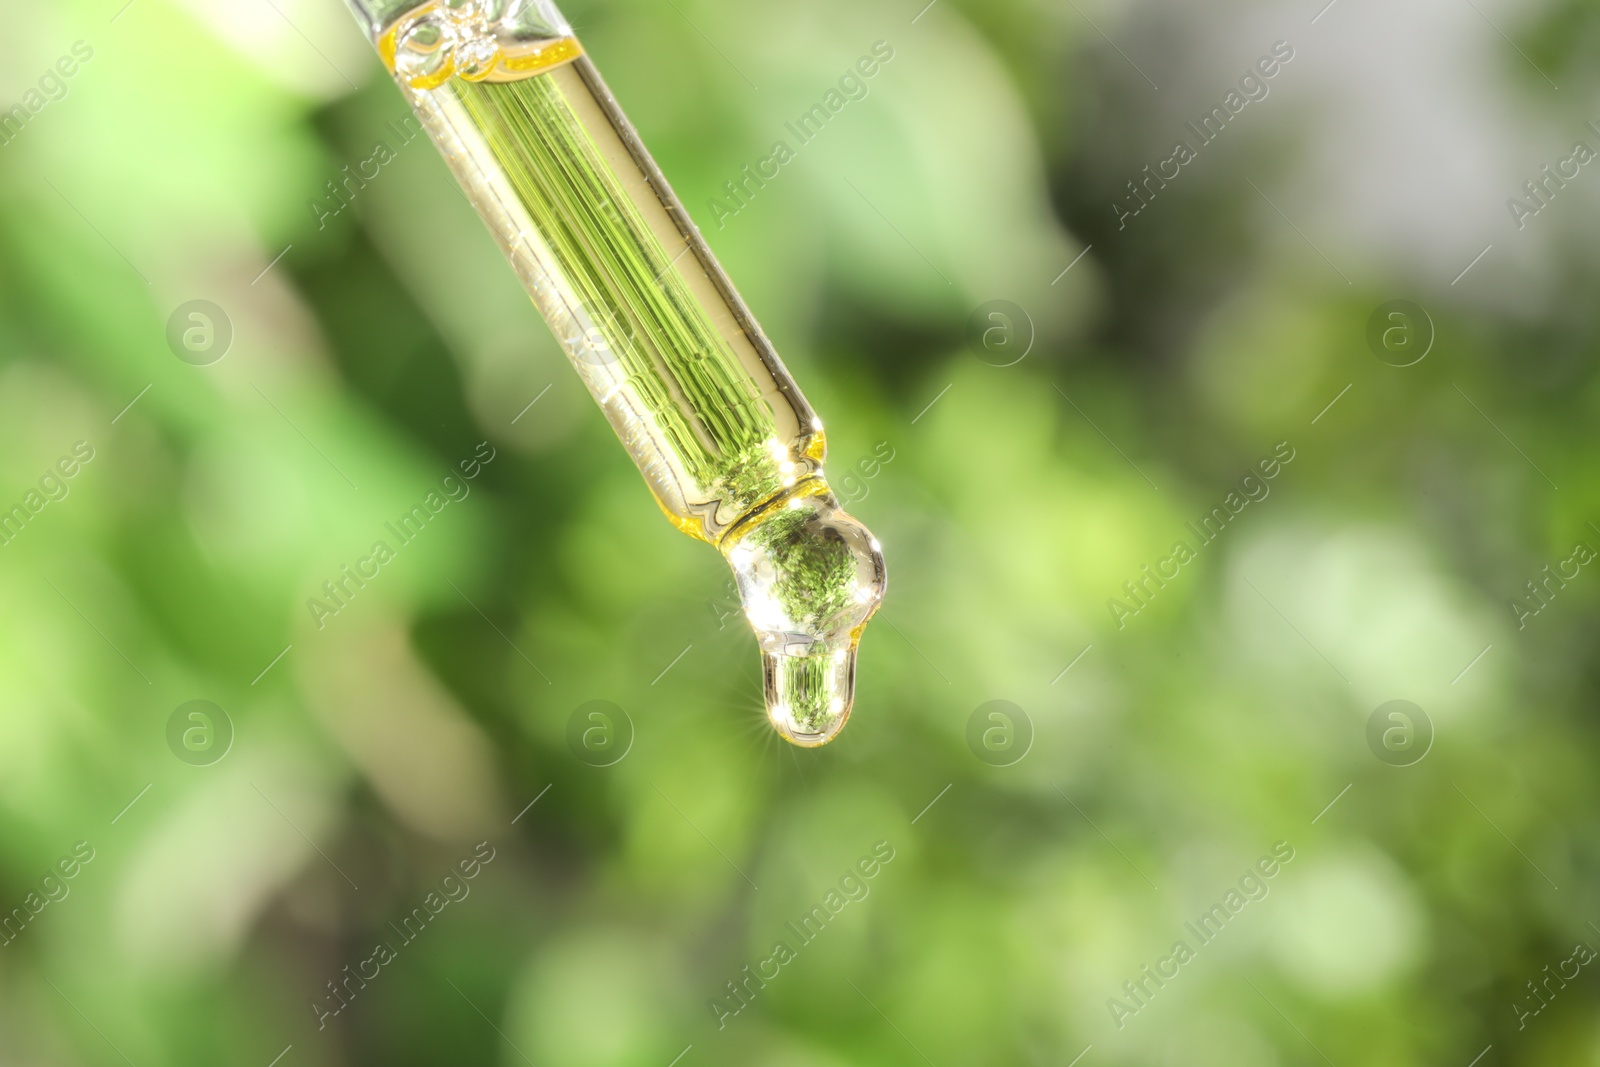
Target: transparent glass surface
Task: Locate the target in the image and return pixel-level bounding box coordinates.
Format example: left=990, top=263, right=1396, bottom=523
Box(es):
left=352, top=0, right=886, bottom=744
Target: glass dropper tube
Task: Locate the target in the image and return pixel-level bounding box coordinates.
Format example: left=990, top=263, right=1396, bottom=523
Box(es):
left=342, top=0, right=887, bottom=746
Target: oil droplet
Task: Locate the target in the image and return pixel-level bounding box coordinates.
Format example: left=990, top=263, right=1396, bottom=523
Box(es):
left=763, top=646, right=857, bottom=746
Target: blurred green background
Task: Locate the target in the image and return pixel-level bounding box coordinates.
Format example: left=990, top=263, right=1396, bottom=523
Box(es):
left=3, top=0, right=1600, bottom=1063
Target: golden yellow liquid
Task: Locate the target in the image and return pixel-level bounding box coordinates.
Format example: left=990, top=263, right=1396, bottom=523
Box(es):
left=407, top=56, right=826, bottom=544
